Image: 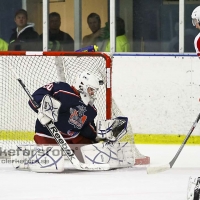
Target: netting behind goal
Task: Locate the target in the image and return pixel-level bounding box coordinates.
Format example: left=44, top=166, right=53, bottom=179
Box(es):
left=0, top=51, right=149, bottom=164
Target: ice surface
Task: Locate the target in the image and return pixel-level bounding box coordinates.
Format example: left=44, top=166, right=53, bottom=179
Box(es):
left=0, top=144, right=199, bottom=200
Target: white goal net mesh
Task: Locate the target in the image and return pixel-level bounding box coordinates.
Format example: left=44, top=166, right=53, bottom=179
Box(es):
left=0, top=52, right=149, bottom=164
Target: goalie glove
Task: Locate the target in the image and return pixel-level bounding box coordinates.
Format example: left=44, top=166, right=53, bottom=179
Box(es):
left=96, top=119, right=116, bottom=142
left=96, top=117, right=128, bottom=143
left=38, top=94, right=61, bottom=125
left=112, top=117, right=128, bottom=141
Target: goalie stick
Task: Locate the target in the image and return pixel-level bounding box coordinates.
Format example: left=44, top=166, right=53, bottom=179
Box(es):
left=147, top=112, right=200, bottom=174
left=10, top=63, right=110, bottom=171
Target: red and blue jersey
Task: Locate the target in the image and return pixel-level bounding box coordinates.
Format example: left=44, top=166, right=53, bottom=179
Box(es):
left=28, top=82, right=97, bottom=141
left=194, top=32, right=200, bottom=57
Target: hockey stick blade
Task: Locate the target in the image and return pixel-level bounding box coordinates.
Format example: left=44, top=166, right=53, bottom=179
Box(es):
left=146, top=164, right=170, bottom=174
left=11, top=70, right=110, bottom=171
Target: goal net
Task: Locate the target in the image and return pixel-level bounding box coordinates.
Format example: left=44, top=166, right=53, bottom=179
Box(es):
left=0, top=51, right=149, bottom=165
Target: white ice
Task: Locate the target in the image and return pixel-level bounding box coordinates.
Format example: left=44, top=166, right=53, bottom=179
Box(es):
left=0, top=144, right=199, bottom=200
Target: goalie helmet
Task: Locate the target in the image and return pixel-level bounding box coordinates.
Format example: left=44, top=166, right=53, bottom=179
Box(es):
left=74, top=71, right=100, bottom=106
left=191, top=6, right=200, bottom=26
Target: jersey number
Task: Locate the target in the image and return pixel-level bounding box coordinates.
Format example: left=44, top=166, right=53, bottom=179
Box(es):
left=43, top=83, right=53, bottom=91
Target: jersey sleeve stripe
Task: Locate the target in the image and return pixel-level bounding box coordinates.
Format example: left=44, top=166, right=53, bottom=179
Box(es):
left=53, top=90, right=80, bottom=98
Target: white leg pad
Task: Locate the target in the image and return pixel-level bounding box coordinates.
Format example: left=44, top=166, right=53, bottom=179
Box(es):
left=116, top=142, right=135, bottom=167
left=11, top=145, right=31, bottom=169
left=11, top=145, right=64, bottom=173
left=80, top=142, right=135, bottom=169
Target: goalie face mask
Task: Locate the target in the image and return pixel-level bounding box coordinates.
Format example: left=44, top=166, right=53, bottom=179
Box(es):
left=74, top=71, right=99, bottom=106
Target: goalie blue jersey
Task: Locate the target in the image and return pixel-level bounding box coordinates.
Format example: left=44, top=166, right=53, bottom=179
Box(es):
left=28, top=82, right=97, bottom=141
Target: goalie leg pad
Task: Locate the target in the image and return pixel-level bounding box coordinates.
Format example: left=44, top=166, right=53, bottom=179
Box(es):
left=11, top=145, right=31, bottom=169
left=116, top=142, right=135, bottom=167
left=80, top=142, right=135, bottom=169
left=80, top=142, right=119, bottom=168
left=11, top=145, right=65, bottom=173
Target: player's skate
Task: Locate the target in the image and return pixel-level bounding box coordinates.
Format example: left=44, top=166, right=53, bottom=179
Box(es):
left=187, top=176, right=200, bottom=200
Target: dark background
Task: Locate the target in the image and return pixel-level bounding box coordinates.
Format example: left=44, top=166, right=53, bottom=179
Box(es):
left=0, top=0, right=21, bottom=42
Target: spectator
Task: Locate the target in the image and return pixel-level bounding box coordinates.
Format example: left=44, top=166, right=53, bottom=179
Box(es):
left=83, top=14, right=130, bottom=52
left=8, top=9, right=40, bottom=51
left=40, top=12, right=74, bottom=51
left=0, top=38, right=8, bottom=51
left=104, top=17, right=130, bottom=52
left=82, top=13, right=105, bottom=49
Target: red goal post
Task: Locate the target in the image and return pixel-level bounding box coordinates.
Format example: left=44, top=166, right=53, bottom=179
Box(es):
left=0, top=51, right=112, bottom=117
left=0, top=51, right=150, bottom=165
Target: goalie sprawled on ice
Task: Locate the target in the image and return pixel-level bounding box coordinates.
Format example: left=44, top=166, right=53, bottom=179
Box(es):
left=11, top=71, right=135, bottom=172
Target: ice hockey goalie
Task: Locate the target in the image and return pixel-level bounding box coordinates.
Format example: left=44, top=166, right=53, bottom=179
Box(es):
left=11, top=71, right=135, bottom=172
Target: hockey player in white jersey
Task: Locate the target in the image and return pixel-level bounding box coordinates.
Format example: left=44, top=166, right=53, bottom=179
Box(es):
left=11, top=71, right=135, bottom=172
left=187, top=7, right=200, bottom=199
left=191, top=5, right=200, bottom=57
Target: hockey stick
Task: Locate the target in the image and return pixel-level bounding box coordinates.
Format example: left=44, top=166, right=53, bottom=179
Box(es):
left=11, top=69, right=110, bottom=171
left=147, top=112, right=200, bottom=174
